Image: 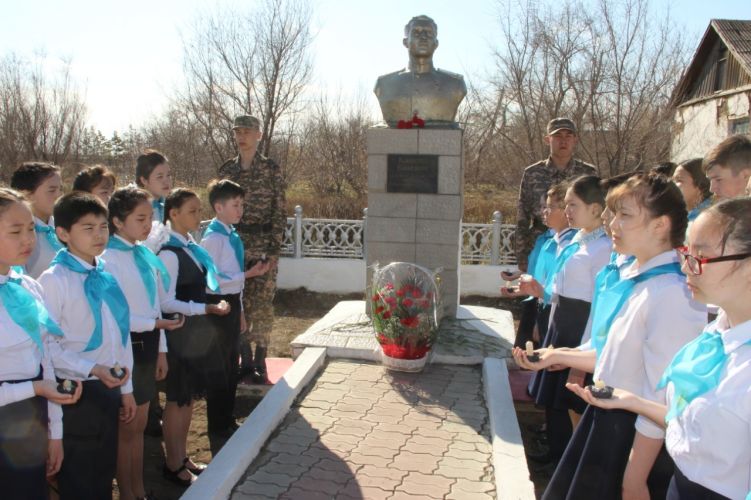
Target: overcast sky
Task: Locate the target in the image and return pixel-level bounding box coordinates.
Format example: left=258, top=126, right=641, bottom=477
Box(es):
left=1, top=0, right=749, bottom=134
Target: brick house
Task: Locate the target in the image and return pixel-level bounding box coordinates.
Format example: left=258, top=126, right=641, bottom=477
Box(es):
left=671, top=19, right=751, bottom=162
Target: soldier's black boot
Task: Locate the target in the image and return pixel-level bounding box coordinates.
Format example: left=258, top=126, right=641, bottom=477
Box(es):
left=238, top=336, right=253, bottom=377
left=251, top=345, right=269, bottom=384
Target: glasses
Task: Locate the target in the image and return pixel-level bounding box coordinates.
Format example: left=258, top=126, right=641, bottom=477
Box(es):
left=677, top=246, right=751, bottom=275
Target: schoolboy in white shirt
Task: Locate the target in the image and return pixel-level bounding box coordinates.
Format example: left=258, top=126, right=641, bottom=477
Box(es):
left=39, top=192, right=134, bottom=500
left=200, top=179, right=269, bottom=440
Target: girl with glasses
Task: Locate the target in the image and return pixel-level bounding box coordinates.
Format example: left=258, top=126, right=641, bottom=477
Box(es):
left=515, top=174, right=708, bottom=499
left=570, top=197, right=751, bottom=499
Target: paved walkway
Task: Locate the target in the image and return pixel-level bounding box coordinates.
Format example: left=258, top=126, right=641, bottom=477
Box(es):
left=232, top=360, right=496, bottom=500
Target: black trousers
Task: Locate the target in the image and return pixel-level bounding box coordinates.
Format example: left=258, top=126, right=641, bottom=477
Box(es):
left=514, top=297, right=539, bottom=348
left=57, top=379, right=121, bottom=500
left=206, top=293, right=242, bottom=432
left=0, top=371, right=48, bottom=500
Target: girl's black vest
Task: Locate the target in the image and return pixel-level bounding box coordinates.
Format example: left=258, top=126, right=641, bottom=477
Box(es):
left=159, top=245, right=207, bottom=302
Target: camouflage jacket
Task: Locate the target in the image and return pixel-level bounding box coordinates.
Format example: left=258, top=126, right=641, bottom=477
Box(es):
left=515, top=157, right=597, bottom=268
left=218, top=152, right=287, bottom=256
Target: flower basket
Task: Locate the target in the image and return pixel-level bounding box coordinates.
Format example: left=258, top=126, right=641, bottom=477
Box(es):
left=370, top=262, right=441, bottom=372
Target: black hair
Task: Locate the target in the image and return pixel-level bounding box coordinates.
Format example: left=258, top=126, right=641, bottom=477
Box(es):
left=704, top=198, right=751, bottom=255
left=107, top=187, right=151, bottom=234
left=10, top=162, right=60, bottom=193
left=0, top=187, right=28, bottom=218
left=601, top=171, right=638, bottom=193
left=607, top=172, right=688, bottom=247
left=676, top=158, right=711, bottom=201
left=53, top=191, right=108, bottom=232
left=651, top=162, right=677, bottom=178
left=208, top=179, right=245, bottom=209
left=135, top=149, right=168, bottom=187
left=163, top=188, right=198, bottom=224
left=569, top=175, right=605, bottom=207
left=73, top=165, right=117, bottom=193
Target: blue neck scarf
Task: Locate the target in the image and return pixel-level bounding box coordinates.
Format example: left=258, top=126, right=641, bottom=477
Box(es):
left=107, top=236, right=170, bottom=307
left=202, top=219, right=244, bottom=270
left=591, top=260, right=682, bottom=359
left=542, top=241, right=580, bottom=304
left=0, top=274, right=63, bottom=351
left=658, top=325, right=751, bottom=421
left=152, top=197, right=165, bottom=223
left=687, top=197, right=712, bottom=222
left=51, top=250, right=130, bottom=351
left=527, top=230, right=554, bottom=282
left=166, top=234, right=226, bottom=293
left=35, top=222, right=63, bottom=252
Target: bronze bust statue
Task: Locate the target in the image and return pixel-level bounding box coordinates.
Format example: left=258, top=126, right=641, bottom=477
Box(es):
left=374, top=15, right=467, bottom=128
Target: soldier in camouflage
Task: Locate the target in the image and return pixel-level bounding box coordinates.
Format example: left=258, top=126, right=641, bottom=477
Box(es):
left=218, top=115, right=286, bottom=383
left=515, top=118, right=597, bottom=271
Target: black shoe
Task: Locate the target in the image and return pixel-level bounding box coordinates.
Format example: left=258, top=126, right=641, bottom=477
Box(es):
left=526, top=450, right=554, bottom=464
left=183, top=457, right=207, bottom=476
left=238, top=365, right=254, bottom=378
left=162, top=464, right=194, bottom=487
left=250, top=369, right=268, bottom=385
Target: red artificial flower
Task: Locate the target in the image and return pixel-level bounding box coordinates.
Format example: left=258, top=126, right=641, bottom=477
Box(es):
left=402, top=298, right=413, bottom=307
left=371, top=293, right=380, bottom=302
left=375, top=306, right=385, bottom=314
left=400, top=316, right=420, bottom=328
left=383, top=311, right=392, bottom=319
left=412, top=288, right=423, bottom=299
left=396, top=288, right=406, bottom=297
left=384, top=296, right=397, bottom=307
left=385, top=283, right=394, bottom=290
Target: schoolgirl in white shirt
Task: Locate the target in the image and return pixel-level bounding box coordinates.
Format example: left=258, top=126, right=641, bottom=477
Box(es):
left=0, top=188, right=82, bottom=500
left=10, top=162, right=64, bottom=278
left=103, top=187, right=184, bottom=500
left=516, top=174, right=707, bottom=499
left=519, top=175, right=612, bottom=463
left=570, top=197, right=751, bottom=500
left=158, top=188, right=231, bottom=486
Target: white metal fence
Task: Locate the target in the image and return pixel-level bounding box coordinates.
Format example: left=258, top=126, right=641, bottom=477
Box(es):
left=277, top=205, right=516, bottom=265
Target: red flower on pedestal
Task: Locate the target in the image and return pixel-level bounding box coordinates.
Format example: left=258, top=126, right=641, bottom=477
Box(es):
left=399, top=316, right=420, bottom=328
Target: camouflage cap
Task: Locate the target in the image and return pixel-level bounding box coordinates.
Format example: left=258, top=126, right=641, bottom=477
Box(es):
left=546, top=117, right=577, bottom=136
left=232, top=115, right=261, bottom=130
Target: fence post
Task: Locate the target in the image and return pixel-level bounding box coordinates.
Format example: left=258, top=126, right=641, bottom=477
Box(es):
left=294, top=205, right=303, bottom=259
left=491, top=210, right=502, bottom=265
left=361, top=207, right=368, bottom=260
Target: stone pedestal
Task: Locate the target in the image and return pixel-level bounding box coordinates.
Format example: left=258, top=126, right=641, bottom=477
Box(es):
left=365, top=128, right=463, bottom=318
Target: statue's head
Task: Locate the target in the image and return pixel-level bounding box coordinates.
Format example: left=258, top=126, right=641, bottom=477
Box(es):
left=403, top=15, right=438, bottom=58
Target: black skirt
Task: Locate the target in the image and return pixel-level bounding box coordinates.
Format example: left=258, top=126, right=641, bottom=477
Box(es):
left=165, top=314, right=219, bottom=406
left=667, top=467, right=731, bottom=500
left=0, top=370, right=48, bottom=500
left=534, top=295, right=591, bottom=411
left=544, top=405, right=674, bottom=500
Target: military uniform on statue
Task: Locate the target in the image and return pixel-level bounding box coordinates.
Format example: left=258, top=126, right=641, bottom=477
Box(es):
left=219, top=115, right=286, bottom=384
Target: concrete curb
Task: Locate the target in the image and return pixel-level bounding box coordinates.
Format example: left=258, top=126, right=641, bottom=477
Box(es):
left=483, top=357, right=536, bottom=500
left=181, top=347, right=327, bottom=500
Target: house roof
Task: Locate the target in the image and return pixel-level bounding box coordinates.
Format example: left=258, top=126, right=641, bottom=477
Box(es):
left=671, top=19, right=751, bottom=107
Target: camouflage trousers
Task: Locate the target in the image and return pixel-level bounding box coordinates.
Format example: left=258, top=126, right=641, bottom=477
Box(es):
left=241, top=263, right=278, bottom=348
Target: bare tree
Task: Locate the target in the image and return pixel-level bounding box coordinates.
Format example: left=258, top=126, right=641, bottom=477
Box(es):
left=467, top=0, right=690, bottom=184
left=0, top=54, right=86, bottom=180
left=178, top=0, right=313, bottom=172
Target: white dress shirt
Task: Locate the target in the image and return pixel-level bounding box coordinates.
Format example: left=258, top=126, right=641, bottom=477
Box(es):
left=158, top=230, right=208, bottom=316
left=102, top=235, right=167, bottom=352
left=594, top=251, right=706, bottom=439
left=39, top=253, right=134, bottom=394
left=665, top=312, right=751, bottom=500
left=553, top=227, right=612, bottom=302
left=27, top=216, right=59, bottom=279
left=0, top=269, right=63, bottom=438
left=200, top=219, right=245, bottom=296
